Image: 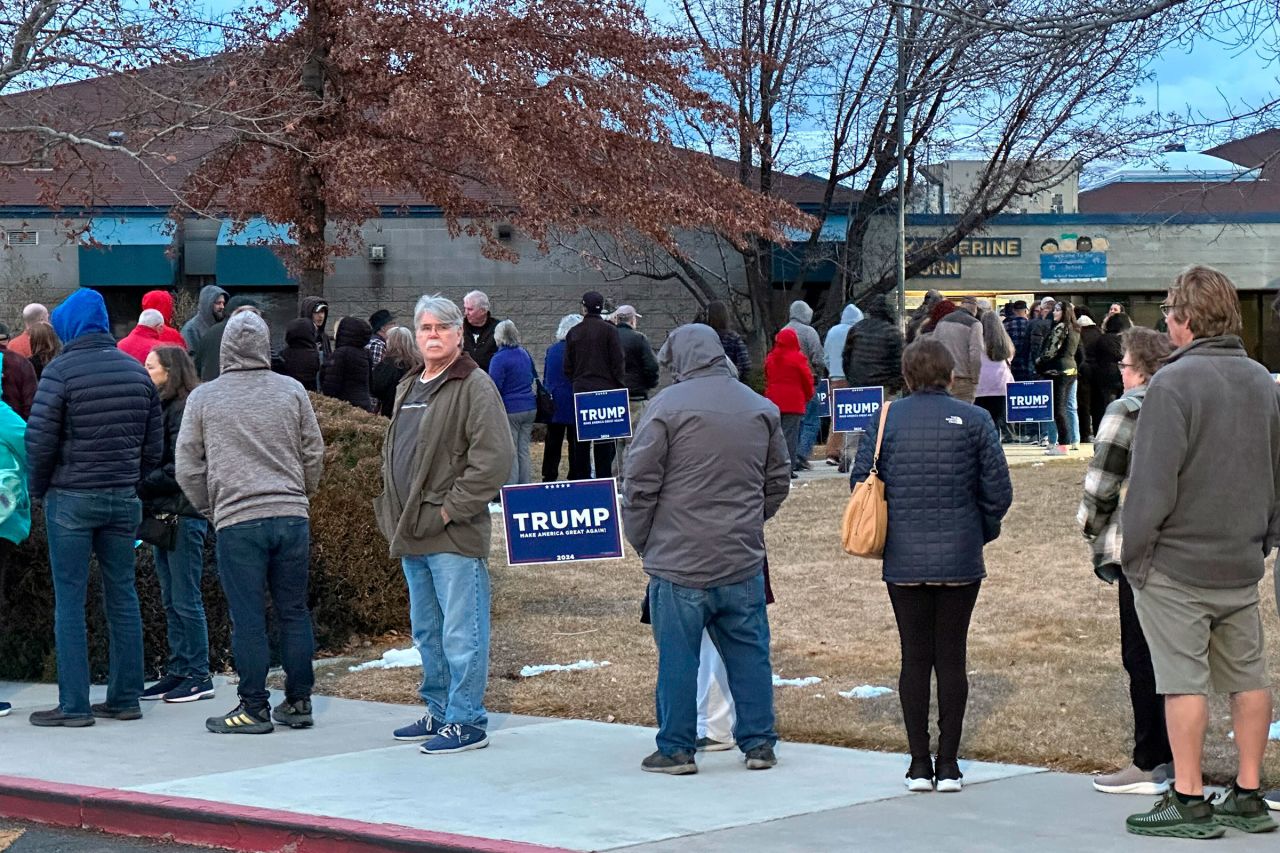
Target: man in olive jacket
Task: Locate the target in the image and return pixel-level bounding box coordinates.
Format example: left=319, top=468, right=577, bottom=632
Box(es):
left=623, top=324, right=791, bottom=776
left=375, top=294, right=513, bottom=756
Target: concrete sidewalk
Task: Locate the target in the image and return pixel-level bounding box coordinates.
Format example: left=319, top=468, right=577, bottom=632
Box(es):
left=0, top=678, right=1272, bottom=851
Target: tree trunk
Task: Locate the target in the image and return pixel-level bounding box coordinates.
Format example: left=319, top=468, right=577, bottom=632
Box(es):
left=296, top=0, right=329, bottom=302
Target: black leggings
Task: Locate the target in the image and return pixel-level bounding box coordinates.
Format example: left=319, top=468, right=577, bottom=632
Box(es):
left=1119, top=575, right=1172, bottom=770
left=1052, top=374, right=1075, bottom=446
left=541, top=423, right=580, bottom=482
left=887, top=582, right=981, bottom=761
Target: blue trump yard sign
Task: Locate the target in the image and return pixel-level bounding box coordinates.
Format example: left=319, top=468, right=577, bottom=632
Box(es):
left=815, top=378, right=831, bottom=418
left=1005, top=380, right=1054, bottom=423
left=501, top=479, right=625, bottom=566
left=831, top=386, right=884, bottom=432
left=574, top=388, right=632, bottom=442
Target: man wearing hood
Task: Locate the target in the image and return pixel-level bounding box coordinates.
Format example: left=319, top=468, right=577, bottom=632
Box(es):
left=141, top=290, right=189, bottom=348
left=180, top=285, right=228, bottom=356
left=784, top=300, right=825, bottom=470
left=299, top=296, right=333, bottom=362
left=194, top=295, right=259, bottom=381
left=177, top=311, right=325, bottom=735
left=623, top=324, right=791, bottom=775
left=26, top=288, right=163, bottom=727
left=822, top=304, right=863, bottom=468
left=931, top=295, right=984, bottom=404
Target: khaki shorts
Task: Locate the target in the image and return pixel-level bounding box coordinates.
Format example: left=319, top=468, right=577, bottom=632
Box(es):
left=1133, top=569, right=1268, bottom=696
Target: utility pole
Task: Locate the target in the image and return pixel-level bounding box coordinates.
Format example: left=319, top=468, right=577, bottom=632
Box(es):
left=895, top=0, right=907, bottom=329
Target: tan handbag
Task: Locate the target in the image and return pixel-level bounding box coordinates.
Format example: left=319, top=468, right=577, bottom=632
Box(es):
left=841, top=400, right=891, bottom=558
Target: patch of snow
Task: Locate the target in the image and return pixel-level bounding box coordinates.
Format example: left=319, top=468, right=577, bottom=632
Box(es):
left=347, top=647, right=420, bottom=672
left=773, top=674, right=822, bottom=687
left=839, top=684, right=894, bottom=699
left=520, top=660, right=611, bottom=677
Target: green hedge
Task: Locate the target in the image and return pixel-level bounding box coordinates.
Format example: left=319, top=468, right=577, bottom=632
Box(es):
left=0, top=394, right=407, bottom=681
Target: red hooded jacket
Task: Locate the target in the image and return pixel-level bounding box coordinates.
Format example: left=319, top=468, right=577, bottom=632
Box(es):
left=764, top=327, right=814, bottom=415
left=141, top=290, right=190, bottom=348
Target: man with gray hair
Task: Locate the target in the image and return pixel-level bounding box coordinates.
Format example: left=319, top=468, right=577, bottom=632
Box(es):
left=377, top=294, right=513, bottom=755
left=462, top=290, right=500, bottom=372
left=117, top=308, right=168, bottom=364
left=8, top=302, right=48, bottom=358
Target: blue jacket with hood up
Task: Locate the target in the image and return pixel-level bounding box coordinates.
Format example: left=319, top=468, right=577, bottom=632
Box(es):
left=25, top=289, right=163, bottom=500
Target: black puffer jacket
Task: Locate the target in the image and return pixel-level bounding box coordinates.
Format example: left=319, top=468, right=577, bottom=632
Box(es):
left=137, top=396, right=200, bottom=517
left=842, top=315, right=905, bottom=394
left=321, top=317, right=374, bottom=411
left=273, top=318, right=321, bottom=391
left=26, top=289, right=163, bottom=500
left=850, top=389, right=1012, bottom=584
left=1089, top=332, right=1124, bottom=398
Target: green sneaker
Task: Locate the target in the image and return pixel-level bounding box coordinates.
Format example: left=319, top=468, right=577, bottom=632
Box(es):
left=1215, top=786, right=1279, bottom=834
left=1126, top=790, right=1224, bottom=839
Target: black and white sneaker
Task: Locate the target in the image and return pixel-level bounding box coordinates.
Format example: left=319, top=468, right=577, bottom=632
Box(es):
left=0, top=701, right=10, bottom=717
left=744, top=744, right=777, bottom=770
left=935, top=759, right=963, bottom=793
left=641, top=750, right=697, bottom=775
left=163, top=676, right=215, bottom=704
left=141, top=674, right=184, bottom=701
left=906, top=757, right=934, bottom=792
left=206, top=703, right=273, bottom=734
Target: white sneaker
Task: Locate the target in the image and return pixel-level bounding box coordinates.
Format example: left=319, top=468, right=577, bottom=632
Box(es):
left=936, top=778, right=963, bottom=793
left=1092, top=762, right=1172, bottom=795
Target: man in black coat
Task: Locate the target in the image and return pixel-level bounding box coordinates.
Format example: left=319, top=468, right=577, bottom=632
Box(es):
left=462, top=290, right=500, bottom=372
left=564, top=290, right=626, bottom=479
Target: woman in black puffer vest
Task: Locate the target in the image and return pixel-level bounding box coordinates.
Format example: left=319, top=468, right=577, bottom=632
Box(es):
left=321, top=316, right=375, bottom=411
left=273, top=318, right=322, bottom=391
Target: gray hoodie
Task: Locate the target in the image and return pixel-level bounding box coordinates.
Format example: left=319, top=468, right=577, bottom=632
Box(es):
left=179, top=285, right=228, bottom=356
left=622, top=324, right=791, bottom=588
left=1122, top=335, right=1280, bottom=591
left=176, top=311, right=325, bottom=531
left=823, top=304, right=864, bottom=379
left=784, top=300, right=825, bottom=379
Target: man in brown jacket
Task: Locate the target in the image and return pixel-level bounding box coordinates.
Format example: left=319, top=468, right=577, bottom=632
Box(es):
left=375, top=294, right=513, bottom=756
left=928, top=296, right=983, bottom=403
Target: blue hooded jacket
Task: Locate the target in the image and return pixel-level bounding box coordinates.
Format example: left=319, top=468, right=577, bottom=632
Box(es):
left=26, top=288, right=162, bottom=499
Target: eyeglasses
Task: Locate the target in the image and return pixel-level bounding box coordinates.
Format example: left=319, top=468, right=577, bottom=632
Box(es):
left=418, top=323, right=456, bottom=334
left=1119, top=362, right=1135, bottom=370
left=1159, top=303, right=1178, bottom=318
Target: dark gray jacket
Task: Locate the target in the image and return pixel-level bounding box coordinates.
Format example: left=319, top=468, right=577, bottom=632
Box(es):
left=622, top=324, right=791, bottom=588
left=1122, top=335, right=1280, bottom=590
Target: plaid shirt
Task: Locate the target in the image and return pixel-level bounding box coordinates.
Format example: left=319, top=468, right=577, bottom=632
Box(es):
left=365, top=335, right=386, bottom=366
left=1077, top=385, right=1146, bottom=580
left=1004, top=316, right=1034, bottom=381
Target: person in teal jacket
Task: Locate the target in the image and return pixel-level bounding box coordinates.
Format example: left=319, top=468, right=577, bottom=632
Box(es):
left=0, top=377, right=31, bottom=718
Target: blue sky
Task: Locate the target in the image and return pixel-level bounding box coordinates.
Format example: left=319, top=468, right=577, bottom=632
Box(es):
left=197, top=0, right=1277, bottom=143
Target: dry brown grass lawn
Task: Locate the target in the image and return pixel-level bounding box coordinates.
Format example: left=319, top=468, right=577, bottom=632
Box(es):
left=321, top=455, right=1280, bottom=782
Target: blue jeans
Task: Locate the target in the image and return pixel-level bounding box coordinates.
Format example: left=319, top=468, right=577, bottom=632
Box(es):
left=401, top=552, right=491, bottom=729
left=1065, top=378, right=1080, bottom=445
left=215, top=516, right=315, bottom=710
left=796, top=394, right=822, bottom=463
left=153, top=517, right=210, bottom=680
left=648, top=572, right=777, bottom=755
left=46, top=487, right=144, bottom=716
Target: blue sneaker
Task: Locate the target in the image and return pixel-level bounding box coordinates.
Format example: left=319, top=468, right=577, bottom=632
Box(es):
left=393, top=713, right=441, bottom=742
left=419, top=723, right=489, bottom=754
left=0, top=701, right=10, bottom=717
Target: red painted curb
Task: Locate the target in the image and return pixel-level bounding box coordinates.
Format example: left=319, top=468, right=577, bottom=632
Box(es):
left=0, top=774, right=576, bottom=853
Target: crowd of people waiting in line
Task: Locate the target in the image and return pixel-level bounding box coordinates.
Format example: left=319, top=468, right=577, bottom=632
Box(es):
left=0, top=268, right=1276, bottom=842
